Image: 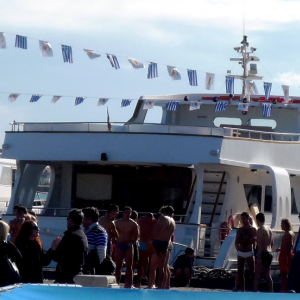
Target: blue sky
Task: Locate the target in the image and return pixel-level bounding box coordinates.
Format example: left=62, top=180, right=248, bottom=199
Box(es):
left=0, top=0, right=300, bottom=143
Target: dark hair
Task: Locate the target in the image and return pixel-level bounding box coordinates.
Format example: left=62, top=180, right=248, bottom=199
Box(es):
left=14, top=220, right=43, bottom=249
left=107, top=204, right=119, bottom=213
left=13, top=205, right=20, bottom=210
left=185, top=247, right=194, bottom=255
left=131, top=210, right=138, bottom=219
left=241, top=212, right=250, bottom=218
left=159, top=206, right=166, bottom=214
left=82, top=207, right=99, bottom=223
left=281, top=218, right=292, bottom=231
left=28, top=211, right=37, bottom=217
left=256, top=212, right=265, bottom=223
left=124, top=206, right=132, bottom=212
left=68, top=209, right=83, bottom=226
left=18, top=206, right=28, bottom=214
left=164, top=206, right=175, bottom=217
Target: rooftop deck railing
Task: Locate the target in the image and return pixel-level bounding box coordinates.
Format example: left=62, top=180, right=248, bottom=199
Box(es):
left=9, top=121, right=300, bottom=142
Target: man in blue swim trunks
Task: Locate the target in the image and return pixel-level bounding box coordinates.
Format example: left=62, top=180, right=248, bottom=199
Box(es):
left=135, top=213, right=156, bottom=288
left=115, top=206, right=139, bottom=288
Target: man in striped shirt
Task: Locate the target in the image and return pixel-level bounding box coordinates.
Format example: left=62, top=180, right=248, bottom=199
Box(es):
left=82, top=207, right=108, bottom=274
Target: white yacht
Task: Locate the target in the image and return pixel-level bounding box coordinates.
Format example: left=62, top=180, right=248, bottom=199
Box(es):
left=1, top=36, right=300, bottom=269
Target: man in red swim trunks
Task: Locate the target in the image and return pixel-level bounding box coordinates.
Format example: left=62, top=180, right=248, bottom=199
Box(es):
left=274, top=218, right=295, bottom=293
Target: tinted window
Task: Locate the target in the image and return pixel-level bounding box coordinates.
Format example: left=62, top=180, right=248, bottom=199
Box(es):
left=264, top=186, right=272, bottom=212
left=291, top=188, right=298, bottom=215
left=244, top=185, right=262, bottom=210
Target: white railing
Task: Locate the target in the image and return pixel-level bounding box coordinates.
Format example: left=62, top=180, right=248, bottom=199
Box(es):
left=9, top=121, right=300, bottom=142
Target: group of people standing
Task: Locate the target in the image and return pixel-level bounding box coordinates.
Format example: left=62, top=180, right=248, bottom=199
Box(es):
left=234, top=211, right=295, bottom=293
left=0, top=203, right=176, bottom=289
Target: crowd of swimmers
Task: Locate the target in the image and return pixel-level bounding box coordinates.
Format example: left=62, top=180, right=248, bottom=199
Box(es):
left=1, top=203, right=193, bottom=289
left=234, top=211, right=300, bottom=293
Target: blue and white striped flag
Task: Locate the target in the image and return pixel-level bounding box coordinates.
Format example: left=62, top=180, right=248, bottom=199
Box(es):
left=15, top=35, right=27, bottom=49
left=187, top=69, right=198, bottom=86
left=30, top=95, right=42, bottom=102
left=226, top=76, right=234, bottom=94
left=214, top=102, right=228, bottom=112
left=262, top=103, right=273, bottom=117
left=263, top=82, right=272, bottom=100
left=75, top=97, right=85, bottom=106
left=167, top=101, right=179, bottom=111
left=62, top=45, right=73, bottom=63
left=107, top=54, right=120, bottom=69
left=121, top=99, right=132, bottom=107
left=147, top=62, right=158, bottom=79
left=0, top=32, right=6, bottom=49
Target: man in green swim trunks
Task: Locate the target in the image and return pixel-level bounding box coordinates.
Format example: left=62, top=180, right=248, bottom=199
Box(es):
left=135, top=213, right=156, bottom=288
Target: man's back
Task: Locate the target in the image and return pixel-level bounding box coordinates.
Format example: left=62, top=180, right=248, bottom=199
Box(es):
left=154, top=215, right=175, bottom=242
left=257, top=225, right=273, bottom=255
left=52, top=226, right=88, bottom=283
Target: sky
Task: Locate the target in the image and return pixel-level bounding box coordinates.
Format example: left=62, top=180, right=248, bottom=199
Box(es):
left=0, top=0, right=300, bottom=144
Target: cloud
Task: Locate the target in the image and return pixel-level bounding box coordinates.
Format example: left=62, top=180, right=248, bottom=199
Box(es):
left=274, top=72, right=300, bottom=86
left=1, top=0, right=300, bottom=33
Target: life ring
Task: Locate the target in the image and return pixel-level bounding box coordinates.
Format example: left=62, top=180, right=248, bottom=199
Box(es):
left=228, top=215, right=234, bottom=230
left=219, top=221, right=230, bottom=241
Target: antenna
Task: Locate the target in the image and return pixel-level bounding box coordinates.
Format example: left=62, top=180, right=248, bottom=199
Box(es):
left=243, top=0, right=245, bottom=36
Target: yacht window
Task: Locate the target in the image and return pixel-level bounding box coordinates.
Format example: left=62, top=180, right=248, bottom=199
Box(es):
left=214, top=117, right=242, bottom=127
left=76, top=174, right=112, bottom=200
left=244, top=184, right=262, bottom=211
left=144, top=106, right=162, bottom=124
left=249, top=119, right=277, bottom=129
left=264, top=186, right=272, bottom=212
left=0, top=166, right=12, bottom=186
left=291, top=188, right=298, bottom=215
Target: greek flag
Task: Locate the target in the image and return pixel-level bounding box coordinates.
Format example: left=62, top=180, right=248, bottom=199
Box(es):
left=187, top=69, right=198, bottom=86
left=75, top=97, right=85, bottom=106
left=226, top=76, right=234, bottom=94
left=214, top=102, right=227, bottom=112
left=30, top=95, right=42, bottom=102
left=121, top=99, right=132, bottom=107
left=263, top=82, right=272, bottom=100
left=167, top=101, right=179, bottom=111
left=147, top=62, right=158, bottom=79
left=107, top=54, right=120, bottom=69
left=0, top=32, right=6, bottom=49
left=62, top=45, right=73, bottom=63
left=15, top=35, right=27, bottom=49
left=262, top=103, right=273, bottom=117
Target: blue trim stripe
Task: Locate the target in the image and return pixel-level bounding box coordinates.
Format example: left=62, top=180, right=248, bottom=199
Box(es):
left=75, top=97, right=85, bottom=106
left=263, top=82, right=272, bottom=100
left=61, top=45, right=73, bottom=63
left=187, top=69, right=197, bottom=86
left=107, top=54, right=120, bottom=69
left=29, top=94, right=42, bottom=102
left=147, top=62, right=158, bottom=79
left=15, top=35, right=27, bottom=49
left=226, top=76, right=234, bottom=94
left=214, top=101, right=227, bottom=112
left=121, top=99, right=132, bottom=107
left=166, top=101, right=179, bottom=111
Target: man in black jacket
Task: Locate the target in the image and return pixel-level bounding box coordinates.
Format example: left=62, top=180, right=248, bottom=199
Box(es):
left=49, top=209, right=88, bottom=283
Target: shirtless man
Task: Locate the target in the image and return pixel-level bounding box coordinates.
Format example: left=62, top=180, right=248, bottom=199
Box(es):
left=9, top=206, right=28, bottom=242
left=274, top=218, right=295, bottom=292
left=234, top=212, right=257, bottom=292
left=115, top=206, right=139, bottom=288
left=253, top=212, right=274, bottom=292
left=147, top=206, right=176, bottom=289
left=98, top=204, right=119, bottom=257
left=135, top=213, right=157, bottom=288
